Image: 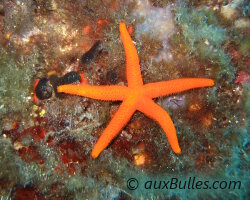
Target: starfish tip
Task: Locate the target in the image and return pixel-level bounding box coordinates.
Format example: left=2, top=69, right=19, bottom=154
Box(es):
left=175, top=148, right=181, bottom=154
left=209, top=79, right=215, bottom=86
left=57, top=85, right=63, bottom=93
left=91, top=151, right=98, bottom=159
left=119, top=22, right=126, bottom=29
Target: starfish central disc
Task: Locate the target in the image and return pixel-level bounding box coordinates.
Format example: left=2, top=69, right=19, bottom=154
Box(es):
left=57, top=22, right=214, bottom=159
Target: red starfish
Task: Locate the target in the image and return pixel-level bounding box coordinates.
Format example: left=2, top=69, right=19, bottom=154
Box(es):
left=58, top=22, right=214, bottom=159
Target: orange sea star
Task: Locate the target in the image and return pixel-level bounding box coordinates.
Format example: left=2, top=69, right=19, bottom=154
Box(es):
left=57, top=22, right=214, bottom=159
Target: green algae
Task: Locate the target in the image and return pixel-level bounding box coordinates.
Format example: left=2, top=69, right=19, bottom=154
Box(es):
left=175, top=4, right=235, bottom=82
left=239, top=36, right=250, bottom=57
left=0, top=48, right=34, bottom=119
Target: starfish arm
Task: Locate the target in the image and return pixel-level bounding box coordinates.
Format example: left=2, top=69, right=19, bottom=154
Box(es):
left=119, top=22, right=143, bottom=88
left=137, top=97, right=181, bottom=154
left=91, top=97, right=136, bottom=158
left=57, top=84, right=129, bottom=101
left=143, top=78, right=214, bottom=98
